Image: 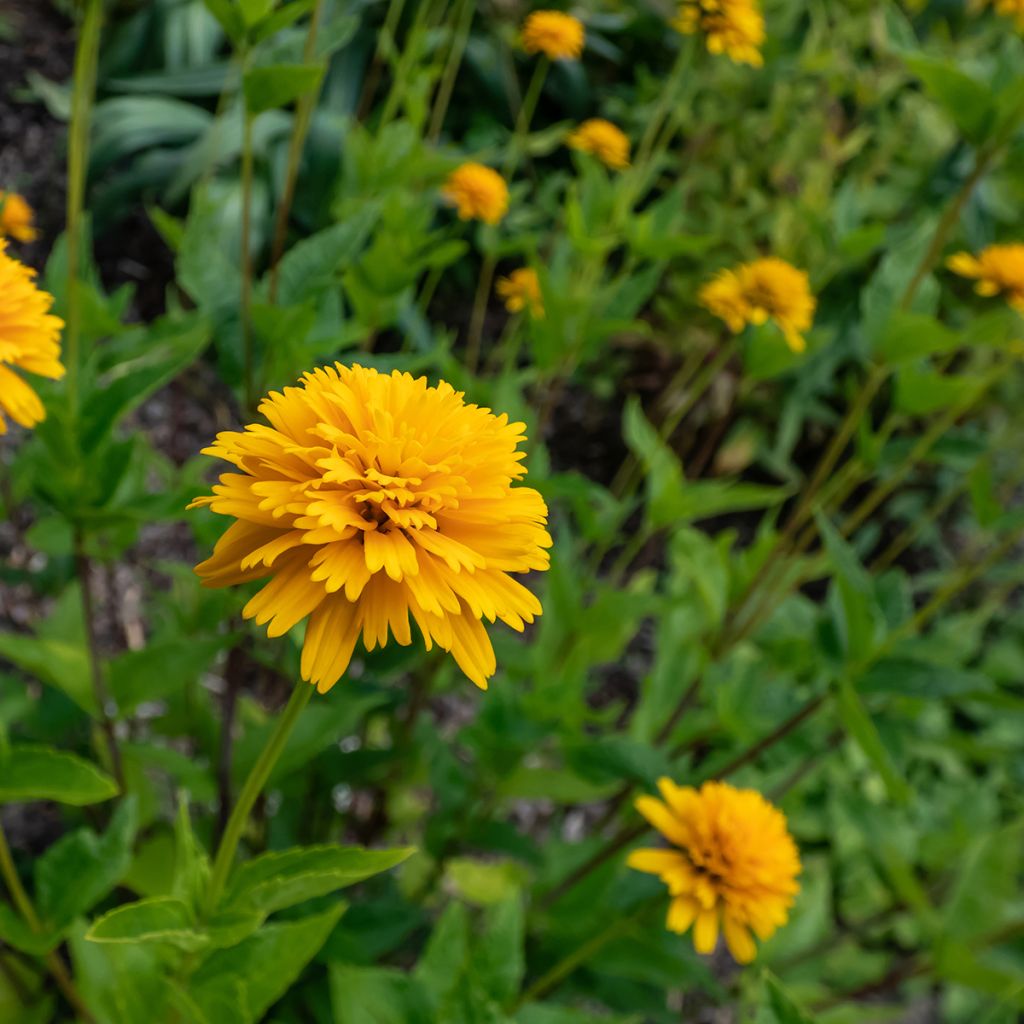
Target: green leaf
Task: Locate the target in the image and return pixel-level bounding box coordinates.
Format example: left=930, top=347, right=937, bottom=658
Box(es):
left=622, top=396, right=686, bottom=529
left=201, top=0, right=247, bottom=42
left=330, top=964, right=432, bottom=1024
left=759, top=970, right=817, bottom=1024
left=171, top=794, right=211, bottom=916
left=836, top=677, right=910, bottom=805
left=0, top=903, right=64, bottom=956
left=414, top=902, right=470, bottom=1006
left=905, top=56, right=995, bottom=144
left=894, top=366, right=984, bottom=415
left=0, top=745, right=118, bottom=805
left=817, top=515, right=883, bottom=660
left=873, top=310, right=959, bottom=363
left=108, top=635, right=228, bottom=713
left=0, top=630, right=95, bottom=715
left=243, top=62, right=325, bottom=115
left=474, top=897, right=524, bottom=1004
left=85, top=897, right=208, bottom=952
left=239, top=0, right=276, bottom=27
left=858, top=658, right=994, bottom=699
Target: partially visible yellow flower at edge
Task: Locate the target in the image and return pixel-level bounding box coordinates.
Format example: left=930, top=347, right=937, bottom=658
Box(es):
left=496, top=268, right=544, bottom=317
left=0, top=192, right=39, bottom=243
left=521, top=10, right=585, bottom=61
left=628, top=779, right=801, bottom=964
left=699, top=257, right=815, bottom=353
left=566, top=119, right=631, bottom=170
left=947, top=244, right=1024, bottom=313
left=442, top=163, right=509, bottom=225
left=0, top=241, right=64, bottom=434
left=980, top=0, right=1024, bottom=30
left=672, top=0, right=765, bottom=67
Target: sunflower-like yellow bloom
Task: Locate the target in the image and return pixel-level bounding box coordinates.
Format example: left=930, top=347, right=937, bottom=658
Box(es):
left=0, top=192, right=39, bottom=243
left=496, top=268, right=544, bottom=317
left=672, top=0, right=765, bottom=66
left=628, top=779, right=800, bottom=964
left=566, top=119, right=631, bottom=170
left=699, top=257, right=815, bottom=353
left=947, top=244, right=1024, bottom=313
left=190, top=364, right=551, bottom=692
left=0, top=242, right=64, bottom=434
left=521, top=10, right=585, bottom=60
left=979, top=0, right=1024, bottom=29
left=442, top=163, right=509, bottom=225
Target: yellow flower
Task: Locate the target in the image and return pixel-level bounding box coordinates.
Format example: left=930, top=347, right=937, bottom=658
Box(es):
left=980, top=0, right=1024, bottom=29
left=190, top=364, right=552, bottom=693
left=442, top=163, right=509, bottom=225
left=0, top=241, right=64, bottom=434
left=521, top=10, right=585, bottom=61
left=566, top=119, right=631, bottom=170
left=496, top=268, right=544, bottom=317
left=699, top=257, right=815, bottom=353
left=0, top=192, right=39, bottom=243
left=672, top=0, right=765, bottom=67
left=628, top=779, right=801, bottom=964
left=947, top=244, right=1024, bottom=312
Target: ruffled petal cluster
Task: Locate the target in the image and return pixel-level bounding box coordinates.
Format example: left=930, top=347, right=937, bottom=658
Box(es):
left=0, top=192, right=39, bottom=243
left=442, top=163, right=509, bottom=225
left=947, top=244, right=1024, bottom=312
left=0, top=240, right=64, bottom=434
left=566, top=119, right=631, bottom=170
left=191, top=364, right=552, bottom=692
left=699, top=257, right=815, bottom=353
left=628, top=779, right=801, bottom=963
left=672, top=0, right=765, bottom=66
left=521, top=10, right=585, bottom=60
left=496, top=268, right=544, bottom=317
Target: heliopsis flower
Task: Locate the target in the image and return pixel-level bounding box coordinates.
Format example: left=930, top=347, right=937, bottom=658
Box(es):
left=442, top=163, right=509, bottom=225
left=947, top=244, right=1024, bottom=313
left=566, top=119, right=631, bottom=170
left=699, top=257, right=815, bottom=353
left=978, top=0, right=1024, bottom=30
left=521, top=10, right=585, bottom=60
left=0, top=192, right=39, bottom=243
left=190, top=364, right=551, bottom=692
left=628, top=779, right=800, bottom=963
left=672, top=0, right=765, bottom=67
left=496, top=268, right=544, bottom=316
left=0, top=241, right=64, bottom=434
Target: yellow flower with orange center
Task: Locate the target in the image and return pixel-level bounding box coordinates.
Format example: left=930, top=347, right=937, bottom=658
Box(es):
left=566, top=119, right=631, bottom=170
left=521, top=10, right=585, bottom=60
left=672, top=0, right=765, bottom=66
left=190, top=364, right=552, bottom=693
left=699, top=257, right=815, bottom=353
left=628, top=779, right=801, bottom=964
left=0, top=241, right=64, bottom=434
left=442, top=163, right=509, bottom=225
left=496, top=268, right=544, bottom=317
left=947, top=244, right=1024, bottom=313
left=0, top=192, right=39, bottom=243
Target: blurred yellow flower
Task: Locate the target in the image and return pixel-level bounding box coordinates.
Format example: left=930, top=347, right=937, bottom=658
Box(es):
left=699, top=257, right=815, bottom=353
left=442, top=163, right=509, bottom=225
left=948, top=244, right=1024, bottom=312
left=980, top=0, right=1024, bottom=29
left=191, top=364, right=552, bottom=693
left=0, top=192, right=39, bottom=243
left=496, top=268, right=544, bottom=316
left=628, top=779, right=800, bottom=963
left=672, top=0, right=765, bottom=66
left=566, top=118, right=631, bottom=170
left=521, top=10, right=585, bottom=60
left=0, top=241, right=64, bottom=434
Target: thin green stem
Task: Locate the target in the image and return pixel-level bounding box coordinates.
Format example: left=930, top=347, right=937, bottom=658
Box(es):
left=503, top=57, right=548, bottom=180
left=240, top=111, right=256, bottom=411
left=465, top=252, right=497, bottom=374
left=428, top=0, right=474, bottom=141
left=379, top=0, right=433, bottom=128
left=357, top=0, right=408, bottom=119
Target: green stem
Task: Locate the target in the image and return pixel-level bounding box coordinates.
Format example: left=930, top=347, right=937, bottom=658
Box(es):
left=503, top=57, right=548, bottom=180
left=240, top=111, right=256, bottom=411
left=357, top=0, right=408, bottom=119
left=378, top=0, right=432, bottom=128
left=465, top=252, right=496, bottom=375
left=205, top=681, right=313, bottom=913
left=428, top=0, right=474, bottom=141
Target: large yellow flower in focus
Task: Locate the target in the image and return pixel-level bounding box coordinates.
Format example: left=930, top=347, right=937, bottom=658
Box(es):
left=628, top=779, right=800, bottom=963
left=521, top=10, right=585, bottom=60
left=673, top=0, right=765, bottom=67
left=0, top=192, right=39, bottom=243
left=947, top=244, right=1024, bottom=312
left=442, top=163, right=509, bottom=225
left=699, top=257, right=815, bottom=353
left=0, top=241, right=64, bottom=434
left=566, top=119, right=631, bottom=170
left=190, top=364, right=552, bottom=692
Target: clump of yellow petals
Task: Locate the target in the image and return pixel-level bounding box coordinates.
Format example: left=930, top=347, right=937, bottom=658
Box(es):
left=191, top=364, right=552, bottom=693
left=496, top=268, right=544, bottom=317
left=566, top=119, right=631, bottom=170
left=947, top=244, right=1024, bottom=313
left=521, top=10, right=585, bottom=60
left=699, top=257, right=815, bottom=353
left=0, top=241, right=64, bottom=434
left=979, top=0, right=1024, bottom=30
left=628, top=779, right=801, bottom=964
left=442, top=163, right=509, bottom=225
left=672, top=0, right=765, bottom=67
left=0, top=192, right=39, bottom=243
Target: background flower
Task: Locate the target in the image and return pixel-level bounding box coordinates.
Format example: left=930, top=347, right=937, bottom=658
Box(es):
left=0, top=191, right=39, bottom=242
left=521, top=10, right=585, bottom=60
left=673, top=0, right=765, bottom=66
left=948, top=244, right=1024, bottom=311
left=442, top=162, right=509, bottom=224
left=567, top=118, right=631, bottom=169
left=496, top=267, right=544, bottom=316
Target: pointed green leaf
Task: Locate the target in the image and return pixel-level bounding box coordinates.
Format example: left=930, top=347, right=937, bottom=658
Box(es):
left=0, top=745, right=118, bottom=805
left=243, top=63, right=324, bottom=115
left=85, top=897, right=208, bottom=952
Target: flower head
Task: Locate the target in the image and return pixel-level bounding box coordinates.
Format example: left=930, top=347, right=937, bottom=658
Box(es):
left=521, top=10, right=585, bottom=60
left=947, top=244, right=1024, bottom=312
left=0, top=241, right=64, bottom=434
left=190, top=364, right=551, bottom=693
left=979, top=0, right=1024, bottom=30
left=699, top=257, right=815, bottom=353
left=672, top=0, right=765, bottom=66
left=496, top=268, right=544, bottom=317
left=0, top=192, right=39, bottom=243
left=566, top=119, right=631, bottom=170
left=628, top=779, right=801, bottom=963
left=442, top=163, right=509, bottom=225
